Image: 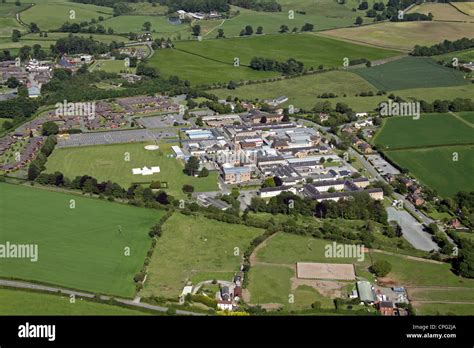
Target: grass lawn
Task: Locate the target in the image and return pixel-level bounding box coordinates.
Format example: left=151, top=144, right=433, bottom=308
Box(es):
left=148, top=34, right=399, bottom=85
left=370, top=252, right=474, bottom=288
left=210, top=70, right=378, bottom=109
left=0, top=288, right=149, bottom=315
left=373, top=113, right=474, bottom=150
left=318, top=21, right=474, bottom=51
left=353, top=57, right=468, bottom=91
left=141, top=213, right=263, bottom=299
left=0, top=183, right=163, bottom=297
left=45, top=142, right=218, bottom=198
left=21, top=1, right=113, bottom=31
left=0, top=117, right=11, bottom=128
left=454, top=231, right=474, bottom=243
left=414, top=302, right=474, bottom=316
left=457, top=111, right=474, bottom=125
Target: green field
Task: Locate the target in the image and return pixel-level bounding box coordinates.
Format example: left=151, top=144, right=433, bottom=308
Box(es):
left=457, top=111, right=474, bottom=125
left=211, top=70, right=378, bottom=109
left=256, top=232, right=366, bottom=265
left=200, top=0, right=366, bottom=39
left=354, top=57, right=468, bottom=91
left=20, top=1, right=113, bottom=31
left=386, top=146, right=474, bottom=197
left=0, top=2, right=28, bottom=37
left=148, top=34, right=399, bottom=85
left=89, top=59, right=136, bottom=73
left=141, top=213, right=263, bottom=298
left=371, top=252, right=474, bottom=288
left=374, top=113, right=474, bottom=150
left=409, top=288, right=474, bottom=302
left=102, top=15, right=189, bottom=36
left=0, top=288, right=148, bottom=315
left=0, top=183, right=162, bottom=297
left=414, top=303, right=474, bottom=316
left=45, top=142, right=218, bottom=198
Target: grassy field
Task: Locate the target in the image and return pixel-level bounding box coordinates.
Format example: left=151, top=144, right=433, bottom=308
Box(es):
left=408, top=288, right=474, bottom=302
left=45, top=142, right=218, bottom=198
left=0, top=2, right=29, bottom=37
left=414, top=302, right=474, bottom=315
left=371, top=251, right=474, bottom=288
left=89, top=59, right=136, bottom=73
left=373, top=113, right=474, bottom=150
left=318, top=21, right=474, bottom=51
left=0, top=288, right=148, bottom=315
left=436, top=48, right=474, bottom=64
left=101, top=15, right=190, bottom=36
left=211, top=70, right=378, bottom=108
left=0, top=183, right=163, bottom=297
left=247, top=264, right=335, bottom=310
left=451, top=2, right=474, bottom=16
left=256, top=232, right=366, bottom=265
left=353, top=57, right=468, bottom=91
left=148, top=34, right=399, bottom=85
left=21, top=1, right=113, bottom=31
left=141, top=213, right=263, bottom=299
left=386, top=145, right=474, bottom=197
left=457, top=111, right=474, bottom=125
left=408, top=2, right=474, bottom=22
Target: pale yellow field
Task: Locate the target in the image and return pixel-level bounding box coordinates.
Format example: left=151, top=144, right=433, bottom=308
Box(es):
left=408, top=3, right=474, bottom=22
left=451, top=2, right=474, bottom=16
left=318, top=21, right=474, bottom=51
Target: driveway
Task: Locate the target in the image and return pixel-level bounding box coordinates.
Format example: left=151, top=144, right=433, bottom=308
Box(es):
left=386, top=207, right=438, bottom=252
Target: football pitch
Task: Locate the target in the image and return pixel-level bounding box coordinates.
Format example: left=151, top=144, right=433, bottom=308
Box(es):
left=0, top=183, right=163, bottom=297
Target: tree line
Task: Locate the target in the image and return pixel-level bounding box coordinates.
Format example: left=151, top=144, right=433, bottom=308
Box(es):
left=249, top=57, right=304, bottom=75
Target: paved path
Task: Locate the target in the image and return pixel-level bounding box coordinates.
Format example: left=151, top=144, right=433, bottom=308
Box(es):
left=386, top=207, right=439, bottom=251
left=0, top=278, right=206, bottom=316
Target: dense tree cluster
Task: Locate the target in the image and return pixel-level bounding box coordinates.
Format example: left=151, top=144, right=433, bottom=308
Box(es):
left=27, top=135, right=57, bottom=180
left=229, top=0, right=281, bottom=12
left=249, top=57, right=304, bottom=75
left=51, top=35, right=123, bottom=55
left=411, top=37, right=474, bottom=56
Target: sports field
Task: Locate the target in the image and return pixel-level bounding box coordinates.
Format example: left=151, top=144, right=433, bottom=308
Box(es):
left=141, top=213, right=263, bottom=299
left=148, top=34, right=399, bottom=85
left=318, top=21, right=474, bottom=51
left=0, top=288, right=148, bottom=315
left=211, top=70, right=378, bottom=109
left=0, top=183, right=163, bottom=297
left=45, top=142, right=218, bottom=197
left=20, top=1, right=113, bottom=31
left=353, top=57, right=468, bottom=91
left=373, top=113, right=474, bottom=150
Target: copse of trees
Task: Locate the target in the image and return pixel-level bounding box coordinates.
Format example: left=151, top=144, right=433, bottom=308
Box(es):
left=249, top=57, right=304, bottom=75
left=229, top=0, right=281, bottom=12
left=27, top=135, right=57, bottom=180
left=51, top=34, right=123, bottom=55
left=411, top=37, right=474, bottom=56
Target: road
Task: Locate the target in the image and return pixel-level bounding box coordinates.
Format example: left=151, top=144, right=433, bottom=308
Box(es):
left=0, top=279, right=206, bottom=316
left=386, top=207, right=439, bottom=252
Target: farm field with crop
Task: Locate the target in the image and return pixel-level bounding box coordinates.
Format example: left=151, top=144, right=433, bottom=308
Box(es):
left=318, top=21, right=474, bottom=51
left=0, top=183, right=163, bottom=297
left=353, top=57, right=468, bottom=91
left=45, top=142, right=218, bottom=198
left=149, top=34, right=399, bottom=85
left=141, top=213, right=263, bottom=299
